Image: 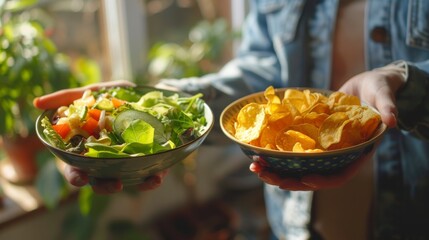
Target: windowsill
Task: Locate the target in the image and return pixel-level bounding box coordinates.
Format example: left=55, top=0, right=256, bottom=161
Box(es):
left=0, top=174, right=78, bottom=230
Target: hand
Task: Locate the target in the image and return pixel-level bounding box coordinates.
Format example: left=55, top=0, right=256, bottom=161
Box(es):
left=64, top=165, right=168, bottom=194
left=249, top=148, right=374, bottom=191
left=34, top=80, right=168, bottom=194
left=339, top=64, right=407, bottom=128
left=249, top=65, right=404, bottom=191
left=33, top=80, right=135, bottom=109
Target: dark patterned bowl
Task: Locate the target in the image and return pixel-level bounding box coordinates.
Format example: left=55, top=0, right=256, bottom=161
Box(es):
left=36, top=86, right=214, bottom=186
left=220, top=88, right=387, bottom=176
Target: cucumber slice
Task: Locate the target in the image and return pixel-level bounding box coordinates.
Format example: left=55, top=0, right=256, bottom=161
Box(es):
left=114, top=110, right=169, bottom=143
left=79, top=106, right=88, bottom=120
left=95, top=99, right=114, bottom=111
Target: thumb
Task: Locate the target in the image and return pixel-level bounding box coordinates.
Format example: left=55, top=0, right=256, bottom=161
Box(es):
left=373, top=87, right=398, bottom=128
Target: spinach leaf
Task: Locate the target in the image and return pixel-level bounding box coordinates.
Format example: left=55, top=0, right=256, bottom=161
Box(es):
left=121, top=119, right=154, bottom=145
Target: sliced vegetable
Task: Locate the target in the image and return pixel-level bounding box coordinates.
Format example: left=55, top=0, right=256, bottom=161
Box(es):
left=95, top=98, right=114, bottom=111
left=52, top=123, right=71, bottom=139
left=74, top=94, right=95, bottom=107
left=111, top=97, right=126, bottom=108
left=121, top=120, right=154, bottom=145
left=79, top=106, right=88, bottom=120
left=41, top=117, right=66, bottom=150
left=81, top=117, right=99, bottom=135
left=88, top=108, right=102, bottom=120
left=113, top=109, right=168, bottom=143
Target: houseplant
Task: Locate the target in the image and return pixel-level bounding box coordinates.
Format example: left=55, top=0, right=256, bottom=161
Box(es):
left=145, top=18, right=234, bottom=81
left=0, top=0, right=99, bottom=183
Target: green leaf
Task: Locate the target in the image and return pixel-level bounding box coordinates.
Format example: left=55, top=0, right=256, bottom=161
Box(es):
left=167, top=108, right=195, bottom=136
left=84, top=143, right=129, bottom=158
left=113, top=109, right=168, bottom=143
left=122, top=142, right=151, bottom=155
left=78, top=186, right=110, bottom=217
left=152, top=140, right=175, bottom=153
left=41, top=116, right=66, bottom=149
left=109, top=87, right=141, bottom=102
left=35, top=158, right=68, bottom=209
left=85, top=150, right=129, bottom=158
left=121, top=119, right=154, bottom=145
left=78, top=186, right=93, bottom=216
left=85, top=142, right=124, bottom=152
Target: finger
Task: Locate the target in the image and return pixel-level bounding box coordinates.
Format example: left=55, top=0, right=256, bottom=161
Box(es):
left=278, top=178, right=317, bottom=191
left=155, top=82, right=180, bottom=91
left=33, top=88, right=87, bottom=109
left=90, top=178, right=123, bottom=194
left=249, top=161, right=264, bottom=174
left=373, top=86, right=398, bottom=128
left=64, top=165, right=89, bottom=187
left=64, top=165, right=124, bottom=194
left=257, top=170, right=315, bottom=191
left=33, top=80, right=135, bottom=110
left=250, top=161, right=314, bottom=190
left=302, top=149, right=374, bottom=189
left=137, top=175, right=163, bottom=191
left=137, top=170, right=169, bottom=191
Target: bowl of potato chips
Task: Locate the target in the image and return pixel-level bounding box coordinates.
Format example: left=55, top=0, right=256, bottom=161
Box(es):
left=220, top=86, right=387, bottom=176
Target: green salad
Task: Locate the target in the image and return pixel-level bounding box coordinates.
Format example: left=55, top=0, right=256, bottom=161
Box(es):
left=41, top=87, right=208, bottom=158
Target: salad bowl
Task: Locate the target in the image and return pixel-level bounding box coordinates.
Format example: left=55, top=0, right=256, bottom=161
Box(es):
left=36, top=86, right=214, bottom=186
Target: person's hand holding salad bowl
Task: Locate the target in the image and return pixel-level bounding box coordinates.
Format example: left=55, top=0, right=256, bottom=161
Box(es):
left=34, top=80, right=200, bottom=194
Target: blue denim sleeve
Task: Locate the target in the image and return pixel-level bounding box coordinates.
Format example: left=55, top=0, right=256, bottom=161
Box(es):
left=396, top=61, right=429, bottom=140
left=160, top=0, right=289, bottom=113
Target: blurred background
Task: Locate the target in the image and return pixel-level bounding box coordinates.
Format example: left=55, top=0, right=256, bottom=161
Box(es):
left=0, top=0, right=272, bottom=239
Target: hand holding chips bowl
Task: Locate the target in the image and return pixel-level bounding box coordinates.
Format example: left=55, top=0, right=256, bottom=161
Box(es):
left=220, top=87, right=387, bottom=176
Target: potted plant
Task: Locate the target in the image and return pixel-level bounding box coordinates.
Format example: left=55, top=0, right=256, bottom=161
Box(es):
left=0, top=0, right=98, bottom=183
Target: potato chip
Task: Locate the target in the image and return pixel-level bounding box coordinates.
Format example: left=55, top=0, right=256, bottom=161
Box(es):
left=283, top=89, right=307, bottom=112
left=288, top=123, right=320, bottom=144
left=304, top=102, right=330, bottom=114
left=264, top=86, right=282, bottom=114
left=295, top=112, right=329, bottom=128
left=264, top=86, right=281, bottom=104
left=292, top=142, right=305, bottom=152
left=249, top=138, right=261, bottom=147
left=292, top=142, right=324, bottom=153
left=303, top=90, right=327, bottom=109
left=259, top=124, right=279, bottom=148
left=326, top=119, right=363, bottom=150
left=281, top=99, right=300, bottom=118
left=339, top=105, right=381, bottom=139
left=328, top=91, right=360, bottom=107
left=233, top=86, right=382, bottom=153
left=319, top=112, right=350, bottom=149
left=269, top=112, right=294, bottom=128
left=331, top=104, right=359, bottom=113
left=276, top=130, right=316, bottom=151
left=235, top=103, right=267, bottom=143
left=359, top=107, right=381, bottom=139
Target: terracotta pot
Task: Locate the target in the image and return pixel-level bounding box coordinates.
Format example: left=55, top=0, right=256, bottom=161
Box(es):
left=0, top=135, right=44, bottom=184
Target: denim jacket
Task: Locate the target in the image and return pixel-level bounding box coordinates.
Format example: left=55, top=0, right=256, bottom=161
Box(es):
left=162, top=0, right=429, bottom=239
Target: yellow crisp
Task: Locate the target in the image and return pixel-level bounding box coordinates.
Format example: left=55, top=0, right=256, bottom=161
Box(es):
left=234, top=86, right=381, bottom=152
left=235, top=103, right=267, bottom=143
